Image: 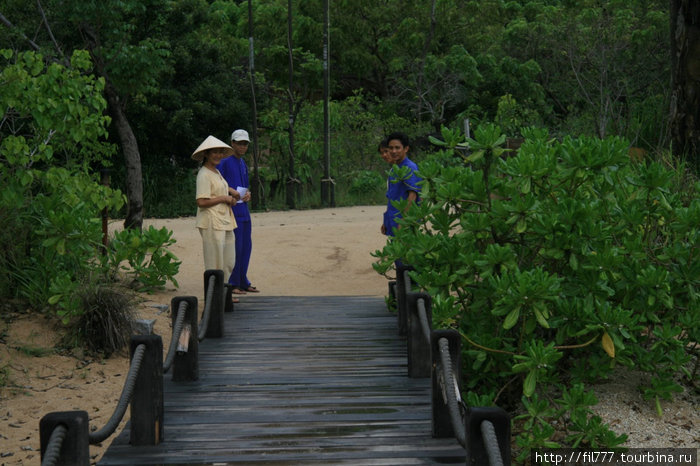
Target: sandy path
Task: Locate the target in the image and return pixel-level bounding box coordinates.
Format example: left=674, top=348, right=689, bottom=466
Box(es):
left=146, top=205, right=390, bottom=299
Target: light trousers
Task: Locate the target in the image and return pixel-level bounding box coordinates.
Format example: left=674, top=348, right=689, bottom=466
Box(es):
left=199, top=227, right=236, bottom=279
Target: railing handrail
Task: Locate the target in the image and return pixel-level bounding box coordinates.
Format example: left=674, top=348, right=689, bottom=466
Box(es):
left=198, top=273, right=216, bottom=341
left=39, top=334, right=163, bottom=465
left=163, top=300, right=187, bottom=373
left=481, top=419, right=505, bottom=466
left=39, top=269, right=226, bottom=464
left=88, top=343, right=146, bottom=444
left=417, top=296, right=431, bottom=343
left=437, top=336, right=466, bottom=446
left=398, top=268, right=512, bottom=465
left=40, top=424, right=67, bottom=466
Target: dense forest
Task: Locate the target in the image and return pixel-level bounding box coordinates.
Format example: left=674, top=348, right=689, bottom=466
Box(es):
left=2, top=2, right=699, bottom=461
left=2, top=0, right=697, bottom=223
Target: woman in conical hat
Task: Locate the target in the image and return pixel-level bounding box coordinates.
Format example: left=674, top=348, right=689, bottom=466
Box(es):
left=193, top=136, right=240, bottom=302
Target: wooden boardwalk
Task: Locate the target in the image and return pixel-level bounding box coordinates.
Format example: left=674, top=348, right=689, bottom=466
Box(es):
left=98, top=296, right=466, bottom=465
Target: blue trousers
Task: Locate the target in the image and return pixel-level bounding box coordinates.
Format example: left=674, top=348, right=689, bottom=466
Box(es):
left=228, top=220, right=252, bottom=289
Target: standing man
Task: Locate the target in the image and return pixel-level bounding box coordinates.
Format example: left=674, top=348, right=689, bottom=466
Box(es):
left=381, top=132, right=421, bottom=237
left=218, top=129, right=260, bottom=294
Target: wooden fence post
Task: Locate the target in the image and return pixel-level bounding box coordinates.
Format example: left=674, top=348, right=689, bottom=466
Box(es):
left=431, top=329, right=461, bottom=438
left=204, top=269, right=225, bottom=338
left=395, top=264, right=413, bottom=335
left=130, top=335, right=164, bottom=445
left=465, top=407, right=511, bottom=465
left=39, top=411, right=90, bottom=466
left=171, top=296, right=199, bottom=382
left=224, top=284, right=235, bottom=313
left=407, top=292, right=432, bottom=378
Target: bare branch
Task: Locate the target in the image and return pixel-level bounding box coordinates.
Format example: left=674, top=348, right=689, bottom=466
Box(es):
left=0, top=12, right=41, bottom=51
left=36, top=0, right=66, bottom=63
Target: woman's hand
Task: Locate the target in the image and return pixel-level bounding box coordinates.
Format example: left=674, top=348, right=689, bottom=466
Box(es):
left=228, top=188, right=242, bottom=204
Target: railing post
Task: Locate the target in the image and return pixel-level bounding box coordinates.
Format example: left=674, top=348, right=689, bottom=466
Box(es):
left=431, top=329, right=461, bottom=438
left=465, top=407, right=511, bottom=465
left=407, top=292, right=432, bottom=378
left=130, top=335, right=164, bottom=446
left=40, top=411, right=90, bottom=466
left=395, top=264, right=413, bottom=335
left=224, top=283, right=235, bottom=313
left=387, top=280, right=396, bottom=310
left=204, top=269, right=225, bottom=337
left=171, top=296, right=199, bottom=381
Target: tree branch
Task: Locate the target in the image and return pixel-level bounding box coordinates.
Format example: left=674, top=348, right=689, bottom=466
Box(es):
left=0, top=12, right=41, bottom=51
left=36, top=0, right=67, bottom=65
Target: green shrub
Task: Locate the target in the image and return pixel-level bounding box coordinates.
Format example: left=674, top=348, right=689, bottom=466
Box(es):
left=348, top=169, right=384, bottom=195
left=104, top=225, right=181, bottom=292
left=374, top=123, right=699, bottom=459
left=0, top=50, right=179, bottom=357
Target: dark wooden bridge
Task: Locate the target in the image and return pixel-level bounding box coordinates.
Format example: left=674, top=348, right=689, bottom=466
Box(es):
left=98, top=295, right=467, bottom=465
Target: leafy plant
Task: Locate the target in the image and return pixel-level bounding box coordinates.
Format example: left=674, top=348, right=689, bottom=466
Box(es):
left=1, top=50, right=123, bottom=314
left=374, top=123, right=699, bottom=457
left=105, top=226, right=181, bottom=292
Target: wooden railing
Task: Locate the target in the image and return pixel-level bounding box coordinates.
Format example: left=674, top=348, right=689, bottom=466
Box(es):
left=39, top=265, right=511, bottom=465
left=393, top=263, right=512, bottom=465
left=38, top=269, right=232, bottom=466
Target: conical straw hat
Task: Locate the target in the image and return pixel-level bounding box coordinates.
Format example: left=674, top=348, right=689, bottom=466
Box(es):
left=192, top=135, right=234, bottom=161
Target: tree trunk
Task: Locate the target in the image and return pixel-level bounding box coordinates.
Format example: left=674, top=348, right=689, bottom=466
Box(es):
left=104, top=83, right=144, bottom=230
left=670, top=0, right=700, bottom=168
left=286, top=0, right=296, bottom=210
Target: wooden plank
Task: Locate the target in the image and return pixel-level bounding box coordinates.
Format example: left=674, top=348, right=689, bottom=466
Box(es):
left=98, top=296, right=465, bottom=465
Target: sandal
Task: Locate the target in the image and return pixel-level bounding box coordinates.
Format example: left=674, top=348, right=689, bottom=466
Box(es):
left=232, top=288, right=247, bottom=295
left=244, top=285, right=260, bottom=293
left=232, top=297, right=240, bottom=304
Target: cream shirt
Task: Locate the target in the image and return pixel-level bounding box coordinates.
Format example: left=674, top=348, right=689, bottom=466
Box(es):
left=195, top=166, right=237, bottom=231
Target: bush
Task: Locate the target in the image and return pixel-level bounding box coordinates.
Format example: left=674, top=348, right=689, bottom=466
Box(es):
left=374, top=123, right=699, bottom=459
left=0, top=50, right=180, bottom=356
left=104, top=225, right=181, bottom=292
left=61, top=283, right=136, bottom=357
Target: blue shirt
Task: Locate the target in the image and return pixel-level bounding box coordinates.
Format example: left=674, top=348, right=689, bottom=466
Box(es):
left=383, top=157, right=421, bottom=236
left=218, top=155, right=251, bottom=222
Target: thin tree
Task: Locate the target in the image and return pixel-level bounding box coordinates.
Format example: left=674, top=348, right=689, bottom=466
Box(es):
left=286, top=0, right=297, bottom=209
left=248, top=0, right=263, bottom=210
left=321, top=0, right=334, bottom=207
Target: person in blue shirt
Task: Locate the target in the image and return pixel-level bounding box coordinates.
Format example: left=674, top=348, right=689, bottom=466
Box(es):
left=381, top=132, right=421, bottom=237
left=217, top=129, right=259, bottom=294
